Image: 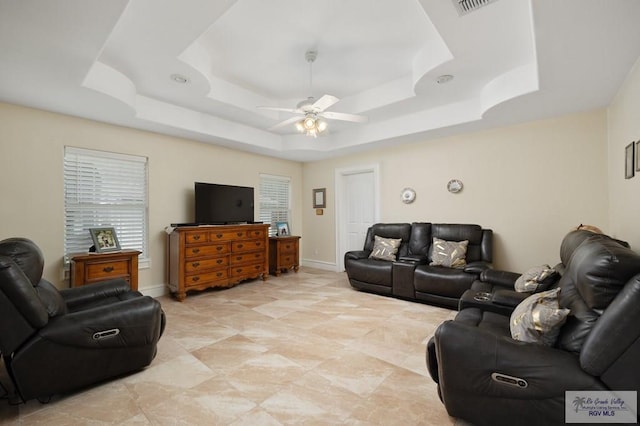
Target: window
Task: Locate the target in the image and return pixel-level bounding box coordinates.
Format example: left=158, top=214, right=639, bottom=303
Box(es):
left=258, top=174, right=291, bottom=236
left=64, top=147, right=148, bottom=262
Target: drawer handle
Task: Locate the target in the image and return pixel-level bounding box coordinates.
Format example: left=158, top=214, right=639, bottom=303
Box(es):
left=192, top=248, right=200, bottom=254
left=216, top=233, right=223, bottom=239
left=285, top=245, right=291, bottom=249
left=192, top=276, right=200, bottom=282
left=237, top=244, right=243, bottom=249
left=216, top=246, right=223, bottom=251
left=191, top=262, right=200, bottom=268
left=217, top=272, right=223, bottom=277
left=193, top=235, right=201, bottom=241
left=236, top=268, right=243, bottom=273
left=256, top=242, right=261, bottom=247
left=103, top=266, right=114, bottom=273
left=216, top=259, right=223, bottom=264
left=237, top=232, right=243, bottom=237
left=255, top=254, right=260, bottom=258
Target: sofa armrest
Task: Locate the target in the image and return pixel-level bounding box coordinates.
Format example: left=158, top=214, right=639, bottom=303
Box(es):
left=464, top=261, right=491, bottom=275
left=492, top=289, right=529, bottom=307
left=39, top=296, right=163, bottom=348
left=60, top=279, right=133, bottom=309
left=344, top=250, right=369, bottom=261
left=433, top=320, right=604, bottom=400
left=478, top=269, right=521, bottom=288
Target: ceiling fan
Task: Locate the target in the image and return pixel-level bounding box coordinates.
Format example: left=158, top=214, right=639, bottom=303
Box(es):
left=258, top=50, right=368, bottom=137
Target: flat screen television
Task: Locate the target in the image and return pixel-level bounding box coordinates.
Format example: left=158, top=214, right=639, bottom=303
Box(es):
left=194, top=182, right=255, bottom=225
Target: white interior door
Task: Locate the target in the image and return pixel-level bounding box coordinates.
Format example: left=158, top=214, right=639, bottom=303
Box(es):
left=336, top=165, right=379, bottom=270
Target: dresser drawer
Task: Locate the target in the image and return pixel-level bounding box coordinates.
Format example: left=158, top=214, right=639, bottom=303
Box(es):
left=279, top=254, right=296, bottom=266
left=231, top=239, right=265, bottom=253
left=209, top=229, right=247, bottom=242
left=229, top=251, right=265, bottom=266
left=185, top=232, right=208, bottom=244
left=230, top=263, right=264, bottom=278
left=184, top=256, right=228, bottom=273
left=246, top=228, right=266, bottom=240
left=278, top=242, right=297, bottom=255
left=185, top=269, right=229, bottom=288
left=86, top=260, right=129, bottom=281
left=184, top=244, right=228, bottom=259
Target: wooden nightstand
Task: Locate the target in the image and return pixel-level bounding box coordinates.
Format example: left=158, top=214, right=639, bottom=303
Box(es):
left=269, top=236, right=300, bottom=276
left=70, top=250, right=141, bottom=291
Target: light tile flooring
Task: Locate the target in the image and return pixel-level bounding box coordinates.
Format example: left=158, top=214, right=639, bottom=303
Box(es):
left=1, top=268, right=461, bottom=425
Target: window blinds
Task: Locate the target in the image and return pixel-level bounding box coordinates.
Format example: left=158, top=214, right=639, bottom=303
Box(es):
left=63, top=147, right=148, bottom=261
left=258, top=174, right=291, bottom=237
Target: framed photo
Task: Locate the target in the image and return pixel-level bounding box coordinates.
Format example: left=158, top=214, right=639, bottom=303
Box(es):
left=313, top=188, right=326, bottom=208
left=276, top=222, right=290, bottom=237
left=636, top=141, right=640, bottom=172
left=625, top=142, right=635, bottom=179
left=89, top=227, right=121, bottom=252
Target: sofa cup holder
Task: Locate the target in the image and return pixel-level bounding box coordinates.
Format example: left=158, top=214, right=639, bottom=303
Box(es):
left=473, top=292, right=492, bottom=302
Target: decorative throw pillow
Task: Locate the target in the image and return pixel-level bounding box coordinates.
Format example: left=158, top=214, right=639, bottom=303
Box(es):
left=510, top=288, right=570, bottom=346
left=514, top=265, right=559, bottom=293
left=429, top=238, right=468, bottom=269
left=369, top=235, right=402, bottom=261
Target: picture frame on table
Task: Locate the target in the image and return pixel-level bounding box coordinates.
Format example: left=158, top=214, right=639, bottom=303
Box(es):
left=276, top=222, right=290, bottom=237
left=89, top=227, right=121, bottom=252
left=625, top=142, right=634, bottom=179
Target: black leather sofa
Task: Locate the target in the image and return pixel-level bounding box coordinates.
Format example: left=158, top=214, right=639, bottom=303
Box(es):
left=427, top=230, right=640, bottom=426
left=0, top=238, right=165, bottom=403
left=344, top=222, right=493, bottom=308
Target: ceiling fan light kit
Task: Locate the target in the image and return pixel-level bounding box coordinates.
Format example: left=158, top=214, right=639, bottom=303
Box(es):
left=258, top=49, right=368, bottom=137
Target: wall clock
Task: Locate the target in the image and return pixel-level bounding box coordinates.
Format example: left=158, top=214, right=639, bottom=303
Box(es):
left=401, top=187, right=416, bottom=204
left=447, top=179, right=463, bottom=193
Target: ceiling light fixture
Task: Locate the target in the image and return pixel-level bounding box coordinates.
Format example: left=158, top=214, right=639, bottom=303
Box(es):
left=295, top=51, right=328, bottom=137
left=170, top=74, right=189, bottom=84
left=436, top=74, right=454, bottom=84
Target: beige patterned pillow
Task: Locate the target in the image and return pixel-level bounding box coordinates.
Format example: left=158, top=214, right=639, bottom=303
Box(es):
left=369, top=235, right=402, bottom=261
left=429, top=238, right=468, bottom=269
left=510, top=288, right=570, bottom=346
left=514, top=265, right=558, bottom=293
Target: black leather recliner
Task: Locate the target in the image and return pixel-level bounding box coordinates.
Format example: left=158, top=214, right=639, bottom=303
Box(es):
left=427, top=232, right=640, bottom=426
left=0, top=238, right=165, bottom=403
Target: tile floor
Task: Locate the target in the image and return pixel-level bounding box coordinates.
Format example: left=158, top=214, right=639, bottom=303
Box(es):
left=1, top=268, right=462, bottom=425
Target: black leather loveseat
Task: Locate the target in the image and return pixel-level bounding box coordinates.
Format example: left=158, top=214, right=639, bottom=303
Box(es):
left=427, top=230, right=640, bottom=425
left=344, top=222, right=493, bottom=308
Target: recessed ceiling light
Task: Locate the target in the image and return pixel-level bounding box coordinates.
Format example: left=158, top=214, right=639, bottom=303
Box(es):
left=170, top=74, right=189, bottom=84
left=436, top=74, right=454, bottom=84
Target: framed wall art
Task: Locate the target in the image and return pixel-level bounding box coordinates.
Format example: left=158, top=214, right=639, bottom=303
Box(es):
left=625, top=142, right=634, bottom=179
left=89, top=227, right=121, bottom=252
left=636, top=141, right=640, bottom=172
left=313, top=188, right=326, bottom=208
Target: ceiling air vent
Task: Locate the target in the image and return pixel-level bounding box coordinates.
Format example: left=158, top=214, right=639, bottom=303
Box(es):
left=453, top=0, right=499, bottom=16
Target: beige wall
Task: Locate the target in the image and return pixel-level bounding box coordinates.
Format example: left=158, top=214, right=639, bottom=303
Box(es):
left=608, top=57, right=640, bottom=249
left=0, top=102, right=303, bottom=293
left=303, top=110, right=609, bottom=272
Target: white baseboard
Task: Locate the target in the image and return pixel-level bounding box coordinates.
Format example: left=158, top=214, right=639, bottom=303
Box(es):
left=139, top=283, right=168, bottom=298
left=301, top=258, right=340, bottom=272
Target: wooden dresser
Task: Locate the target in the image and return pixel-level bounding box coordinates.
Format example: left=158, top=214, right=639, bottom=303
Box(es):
left=269, top=236, right=300, bottom=276
left=168, top=224, right=269, bottom=301
left=70, top=250, right=141, bottom=291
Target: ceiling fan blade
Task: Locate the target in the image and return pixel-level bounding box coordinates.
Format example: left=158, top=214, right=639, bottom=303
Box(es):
left=312, top=95, right=340, bottom=112
left=267, top=116, right=302, bottom=131
left=257, top=106, right=301, bottom=114
left=320, top=111, right=369, bottom=123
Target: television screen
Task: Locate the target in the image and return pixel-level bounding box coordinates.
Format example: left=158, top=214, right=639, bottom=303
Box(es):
left=194, top=182, right=254, bottom=224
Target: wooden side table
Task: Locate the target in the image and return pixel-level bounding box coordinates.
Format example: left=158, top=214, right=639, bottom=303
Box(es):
left=70, top=250, right=141, bottom=291
left=269, top=236, right=300, bottom=276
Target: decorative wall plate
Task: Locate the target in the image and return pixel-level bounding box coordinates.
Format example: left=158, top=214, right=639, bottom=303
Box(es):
left=401, top=187, right=416, bottom=204
left=447, top=179, right=463, bottom=193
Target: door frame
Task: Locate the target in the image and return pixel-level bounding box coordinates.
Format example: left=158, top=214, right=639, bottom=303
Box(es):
left=335, top=163, right=380, bottom=271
